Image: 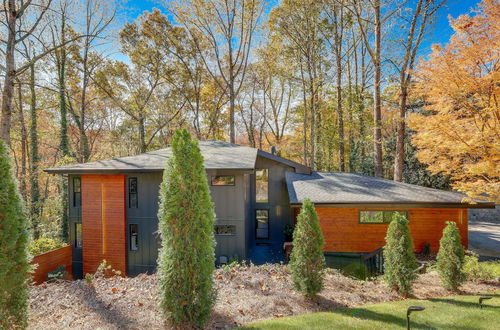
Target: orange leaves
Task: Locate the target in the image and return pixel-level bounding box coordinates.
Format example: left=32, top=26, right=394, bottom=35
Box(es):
left=409, top=0, right=500, bottom=202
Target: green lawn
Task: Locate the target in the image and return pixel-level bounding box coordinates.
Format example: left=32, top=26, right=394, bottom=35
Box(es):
left=482, top=261, right=500, bottom=277
left=243, top=293, right=499, bottom=329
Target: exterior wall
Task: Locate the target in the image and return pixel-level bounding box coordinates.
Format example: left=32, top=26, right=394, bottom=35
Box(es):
left=31, top=246, right=72, bottom=284
left=249, top=156, right=295, bottom=263
left=68, top=175, right=82, bottom=278
left=82, top=175, right=126, bottom=275
left=312, top=207, right=468, bottom=253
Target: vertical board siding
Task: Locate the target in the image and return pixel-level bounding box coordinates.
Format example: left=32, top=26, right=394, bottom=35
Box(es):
left=82, top=175, right=126, bottom=275
left=31, top=245, right=72, bottom=284
left=313, top=207, right=468, bottom=253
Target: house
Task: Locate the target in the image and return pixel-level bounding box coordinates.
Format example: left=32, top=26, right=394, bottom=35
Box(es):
left=45, top=140, right=495, bottom=278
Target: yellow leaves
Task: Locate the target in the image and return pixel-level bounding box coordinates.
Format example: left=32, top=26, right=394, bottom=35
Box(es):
left=410, top=0, right=500, bottom=202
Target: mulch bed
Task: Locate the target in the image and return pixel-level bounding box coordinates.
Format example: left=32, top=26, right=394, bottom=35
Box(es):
left=28, top=264, right=499, bottom=329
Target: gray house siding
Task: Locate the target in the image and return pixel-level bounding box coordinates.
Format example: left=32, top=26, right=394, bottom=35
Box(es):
left=68, top=174, right=83, bottom=279
left=248, top=156, right=295, bottom=263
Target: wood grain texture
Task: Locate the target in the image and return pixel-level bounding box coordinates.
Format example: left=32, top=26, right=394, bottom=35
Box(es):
left=82, top=175, right=126, bottom=275
left=309, top=207, right=468, bottom=253
left=31, top=245, right=72, bottom=284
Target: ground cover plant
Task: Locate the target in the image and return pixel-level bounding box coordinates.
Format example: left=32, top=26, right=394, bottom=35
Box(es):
left=27, top=263, right=499, bottom=329
left=243, top=293, right=500, bottom=329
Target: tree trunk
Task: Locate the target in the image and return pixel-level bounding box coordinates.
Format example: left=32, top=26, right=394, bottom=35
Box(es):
left=17, top=81, right=28, bottom=200
left=373, top=0, right=383, bottom=178
left=29, top=64, right=41, bottom=239
left=394, top=85, right=408, bottom=181
left=0, top=1, right=16, bottom=144
left=336, top=53, right=344, bottom=171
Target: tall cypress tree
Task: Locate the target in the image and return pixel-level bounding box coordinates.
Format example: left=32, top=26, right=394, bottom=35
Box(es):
left=157, top=129, right=216, bottom=327
left=0, top=140, right=30, bottom=328
left=290, top=198, right=325, bottom=298
left=383, top=212, right=417, bottom=296
left=437, top=221, right=466, bottom=291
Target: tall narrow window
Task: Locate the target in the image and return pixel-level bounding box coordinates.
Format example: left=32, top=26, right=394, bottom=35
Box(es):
left=73, top=177, right=81, bottom=207
left=129, top=178, right=138, bottom=208
left=255, top=169, right=268, bottom=203
left=130, top=224, right=138, bottom=251
left=256, top=209, right=269, bottom=239
left=75, top=223, right=82, bottom=248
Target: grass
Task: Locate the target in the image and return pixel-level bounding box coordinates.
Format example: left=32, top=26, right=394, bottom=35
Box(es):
left=243, top=292, right=500, bottom=329
left=482, top=261, right=500, bottom=277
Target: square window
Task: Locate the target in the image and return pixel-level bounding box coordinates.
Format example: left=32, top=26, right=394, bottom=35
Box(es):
left=211, top=175, right=235, bottom=186
left=214, top=225, right=236, bottom=235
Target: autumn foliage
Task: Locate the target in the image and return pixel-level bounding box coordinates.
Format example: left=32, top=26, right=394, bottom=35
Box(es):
left=409, top=0, right=500, bottom=202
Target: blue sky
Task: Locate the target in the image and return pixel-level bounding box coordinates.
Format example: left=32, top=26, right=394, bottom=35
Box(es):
left=117, top=0, right=481, bottom=56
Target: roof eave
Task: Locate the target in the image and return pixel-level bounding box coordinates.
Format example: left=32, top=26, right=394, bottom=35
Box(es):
left=289, top=202, right=496, bottom=209
left=44, top=167, right=256, bottom=174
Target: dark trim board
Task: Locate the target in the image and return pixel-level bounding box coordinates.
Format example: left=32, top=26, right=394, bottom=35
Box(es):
left=290, top=202, right=496, bottom=209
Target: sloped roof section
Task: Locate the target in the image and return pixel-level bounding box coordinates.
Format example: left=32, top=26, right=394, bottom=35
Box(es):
left=45, top=141, right=258, bottom=174
left=286, top=172, right=495, bottom=208
left=45, top=140, right=311, bottom=174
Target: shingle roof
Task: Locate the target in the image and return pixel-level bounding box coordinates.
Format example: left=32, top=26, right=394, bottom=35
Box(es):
left=45, top=140, right=310, bottom=174
left=286, top=171, right=494, bottom=208
left=45, top=141, right=258, bottom=173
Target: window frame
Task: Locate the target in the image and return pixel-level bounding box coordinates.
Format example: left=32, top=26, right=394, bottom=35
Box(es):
left=128, top=177, right=138, bottom=208
left=211, top=175, right=236, bottom=186
left=255, top=169, right=269, bottom=203
left=214, top=224, right=237, bottom=236
left=255, top=209, right=270, bottom=240
left=74, top=223, right=82, bottom=248
left=358, top=210, right=409, bottom=224
left=73, top=177, right=81, bottom=207
left=129, top=224, right=139, bottom=251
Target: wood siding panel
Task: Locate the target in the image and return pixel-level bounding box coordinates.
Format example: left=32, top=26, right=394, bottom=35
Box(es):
left=313, top=207, right=468, bottom=253
left=31, top=246, right=72, bottom=284
left=82, top=175, right=126, bottom=275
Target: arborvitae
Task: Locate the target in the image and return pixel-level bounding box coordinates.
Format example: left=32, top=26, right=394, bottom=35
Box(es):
left=383, top=212, right=417, bottom=296
left=437, top=221, right=466, bottom=291
left=289, top=198, right=325, bottom=298
left=157, top=129, right=216, bottom=327
left=0, top=140, right=30, bottom=329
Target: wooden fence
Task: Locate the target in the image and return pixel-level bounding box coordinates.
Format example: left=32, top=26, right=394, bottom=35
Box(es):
left=31, top=245, right=72, bottom=284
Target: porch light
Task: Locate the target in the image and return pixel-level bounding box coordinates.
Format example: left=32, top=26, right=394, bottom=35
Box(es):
left=479, top=296, right=492, bottom=309
left=406, top=306, right=425, bottom=330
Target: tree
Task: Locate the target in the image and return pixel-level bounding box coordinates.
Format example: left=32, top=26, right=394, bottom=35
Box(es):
left=157, top=129, right=216, bottom=327
left=436, top=221, right=466, bottom=291
left=383, top=212, right=417, bottom=296
left=169, top=0, right=263, bottom=143
left=0, top=139, right=30, bottom=329
left=393, top=0, right=445, bottom=182
left=408, top=0, right=500, bottom=202
left=290, top=198, right=325, bottom=298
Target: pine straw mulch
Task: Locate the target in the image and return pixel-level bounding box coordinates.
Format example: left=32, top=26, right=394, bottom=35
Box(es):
left=28, top=264, right=499, bottom=329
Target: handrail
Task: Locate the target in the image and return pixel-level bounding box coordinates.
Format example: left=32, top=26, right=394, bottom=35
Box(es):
left=363, top=247, right=384, bottom=260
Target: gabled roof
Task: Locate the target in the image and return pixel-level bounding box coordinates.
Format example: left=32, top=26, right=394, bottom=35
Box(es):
left=45, top=140, right=310, bottom=174
left=286, top=172, right=495, bottom=208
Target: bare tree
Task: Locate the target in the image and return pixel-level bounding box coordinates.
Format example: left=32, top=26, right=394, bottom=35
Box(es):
left=393, top=0, right=445, bottom=181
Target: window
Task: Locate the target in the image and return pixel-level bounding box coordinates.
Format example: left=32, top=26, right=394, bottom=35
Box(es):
left=129, top=178, right=138, bottom=208
left=75, top=223, right=82, bottom=248
left=211, top=175, right=235, bottom=186
left=255, top=169, right=268, bottom=203
left=130, top=224, right=138, bottom=251
left=359, top=210, right=408, bottom=224
left=73, top=177, right=81, bottom=207
left=214, top=225, right=236, bottom=235
left=255, top=209, right=269, bottom=239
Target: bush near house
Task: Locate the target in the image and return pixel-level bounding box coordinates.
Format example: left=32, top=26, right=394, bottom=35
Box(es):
left=463, top=251, right=498, bottom=281
left=437, top=221, right=466, bottom=290
left=290, top=198, right=325, bottom=298
left=157, top=129, right=216, bottom=328
left=0, top=140, right=30, bottom=329
left=383, top=212, right=418, bottom=296
left=29, top=238, right=66, bottom=256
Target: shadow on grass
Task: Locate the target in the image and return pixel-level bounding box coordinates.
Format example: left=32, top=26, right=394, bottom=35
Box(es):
left=333, top=307, right=437, bottom=329
left=428, top=294, right=500, bottom=310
